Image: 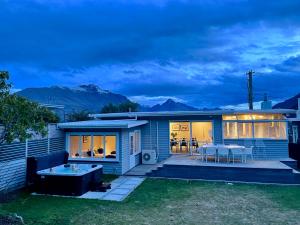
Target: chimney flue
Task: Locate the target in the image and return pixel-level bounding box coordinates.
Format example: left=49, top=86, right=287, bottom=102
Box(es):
left=261, top=93, right=272, bottom=110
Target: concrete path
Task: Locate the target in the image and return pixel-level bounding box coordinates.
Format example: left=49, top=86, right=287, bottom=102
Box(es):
left=79, top=176, right=145, bottom=201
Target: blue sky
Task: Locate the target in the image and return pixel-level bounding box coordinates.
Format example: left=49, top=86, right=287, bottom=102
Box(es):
left=1, top=0, right=300, bottom=108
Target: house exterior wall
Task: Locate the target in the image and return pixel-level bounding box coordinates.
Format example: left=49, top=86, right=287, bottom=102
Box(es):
left=63, top=113, right=290, bottom=173
left=140, top=115, right=223, bottom=162
left=141, top=120, right=170, bottom=161
left=138, top=115, right=288, bottom=161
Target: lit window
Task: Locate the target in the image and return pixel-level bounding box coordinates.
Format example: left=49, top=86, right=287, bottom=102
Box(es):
left=105, top=136, right=117, bottom=158
left=254, top=122, right=287, bottom=139
left=81, top=136, right=92, bottom=157
left=93, top=136, right=104, bottom=158
left=236, top=114, right=253, bottom=120
left=223, top=114, right=287, bottom=140
left=237, top=122, right=253, bottom=138
left=223, top=114, right=284, bottom=121
left=223, top=122, right=238, bottom=139
left=69, top=134, right=117, bottom=160
left=251, top=114, right=284, bottom=120
left=222, top=115, right=237, bottom=120
left=69, top=136, right=80, bottom=157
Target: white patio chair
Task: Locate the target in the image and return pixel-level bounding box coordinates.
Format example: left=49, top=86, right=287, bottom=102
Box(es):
left=244, top=146, right=254, bottom=162
left=196, top=146, right=205, bottom=161
left=231, top=147, right=244, bottom=163
left=205, top=146, right=217, bottom=163
left=217, top=146, right=229, bottom=163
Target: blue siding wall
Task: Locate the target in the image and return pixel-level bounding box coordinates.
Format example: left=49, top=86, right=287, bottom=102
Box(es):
left=224, top=139, right=289, bottom=159
left=121, top=129, right=130, bottom=174
left=141, top=120, right=170, bottom=161
left=213, top=117, right=223, bottom=144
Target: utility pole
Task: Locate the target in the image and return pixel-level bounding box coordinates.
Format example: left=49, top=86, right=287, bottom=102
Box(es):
left=246, top=70, right=255, bottom=110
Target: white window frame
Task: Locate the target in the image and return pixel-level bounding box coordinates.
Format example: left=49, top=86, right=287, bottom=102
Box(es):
left=292, top=125, right=299, bottom=144
left=66, top=132, right=119, bottom=162
left=129, top=130, right=141, bottom=156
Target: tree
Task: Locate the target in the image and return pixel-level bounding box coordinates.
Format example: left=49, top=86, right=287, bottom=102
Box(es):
left=0, top=71, right=10, bottom=99
left=0, top=71, right=59, bottom=144
left=118, top=101, right=139, bottom=112
left=101, top=101, right=139, bottom=113
left=67, top=110, right=91, bottom=122
left=101, top=103, right=120, bottom=113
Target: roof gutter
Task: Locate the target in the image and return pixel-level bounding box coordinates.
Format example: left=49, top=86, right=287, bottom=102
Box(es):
left=90, top=109, right=297, bottom=119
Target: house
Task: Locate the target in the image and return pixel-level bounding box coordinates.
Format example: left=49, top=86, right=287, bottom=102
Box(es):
left=58, top=109, right=296, bottom=175
left=287, top=99, right=300, bottom=166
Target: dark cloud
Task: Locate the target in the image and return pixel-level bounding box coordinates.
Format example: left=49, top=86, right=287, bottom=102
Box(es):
left=273, top=55, right=300, bottom=73
left=1, top=0, right=300, bottom=107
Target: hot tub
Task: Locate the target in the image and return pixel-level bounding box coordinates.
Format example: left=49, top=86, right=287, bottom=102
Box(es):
left=36, top=164, right=103, bottom=196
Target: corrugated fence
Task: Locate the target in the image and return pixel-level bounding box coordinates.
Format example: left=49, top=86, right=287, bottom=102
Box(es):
left=0, top=137, right=65, bottom=191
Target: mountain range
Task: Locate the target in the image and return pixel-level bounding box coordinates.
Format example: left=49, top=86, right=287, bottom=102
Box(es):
left=273, top=93, right=300, bottom=110
left=17, top=84, right=299, bottom=113
left=16, top=84, right=199, bottom=113
left=149, top=99, right=198, bottom=111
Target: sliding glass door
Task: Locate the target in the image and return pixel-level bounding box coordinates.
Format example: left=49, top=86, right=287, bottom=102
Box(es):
left=170, top=121, right=213, bottom=154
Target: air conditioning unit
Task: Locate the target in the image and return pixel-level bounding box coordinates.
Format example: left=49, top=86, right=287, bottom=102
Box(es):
left=142, top=150, right=157, bottom=164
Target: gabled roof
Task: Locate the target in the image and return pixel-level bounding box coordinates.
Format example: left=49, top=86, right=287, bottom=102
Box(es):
left=58, top=120, right=148, bottom=129
left=90, top=109, right=296, bottom=119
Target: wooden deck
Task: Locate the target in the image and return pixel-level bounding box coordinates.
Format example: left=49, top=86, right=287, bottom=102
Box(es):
left=164, top=155, right=292, bottom=170
left=126, top=154, right=300, bottom=184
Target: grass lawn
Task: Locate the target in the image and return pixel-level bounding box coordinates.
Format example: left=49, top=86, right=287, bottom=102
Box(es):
left=0, top=178, right=300, bottom=225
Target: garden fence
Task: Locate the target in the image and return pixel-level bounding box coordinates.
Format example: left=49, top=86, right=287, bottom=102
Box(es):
left=0, top=137, right=65, bottom=191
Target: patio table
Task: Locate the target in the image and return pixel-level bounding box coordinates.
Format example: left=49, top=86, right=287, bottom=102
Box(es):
left=200, top=144, right=245, bottom=151
left=198, top=144, right=246, bottom=163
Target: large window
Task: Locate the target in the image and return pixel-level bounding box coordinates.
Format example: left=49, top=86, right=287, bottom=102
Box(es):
left=223, top=114, right=284, bottom=120
left=169, top=121, right=213, bottom=154
left=254, top=122, right=287, bottom=139
left=68, top=133, right=118, bottom=160
left=93, top=136, right=104, bottom=158
left=70, top=136, right=80, bottom=157
left=191, top=122, right=213, bottom=145
left=223, top=122, right=238, bottom=139
left=223, top=114, right=287, bottom=140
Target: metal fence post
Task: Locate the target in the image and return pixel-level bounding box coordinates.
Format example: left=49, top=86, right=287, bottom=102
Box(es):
left=25, top=139, right=28, bottom=158
left=47, top=138, right=50, bottom=154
